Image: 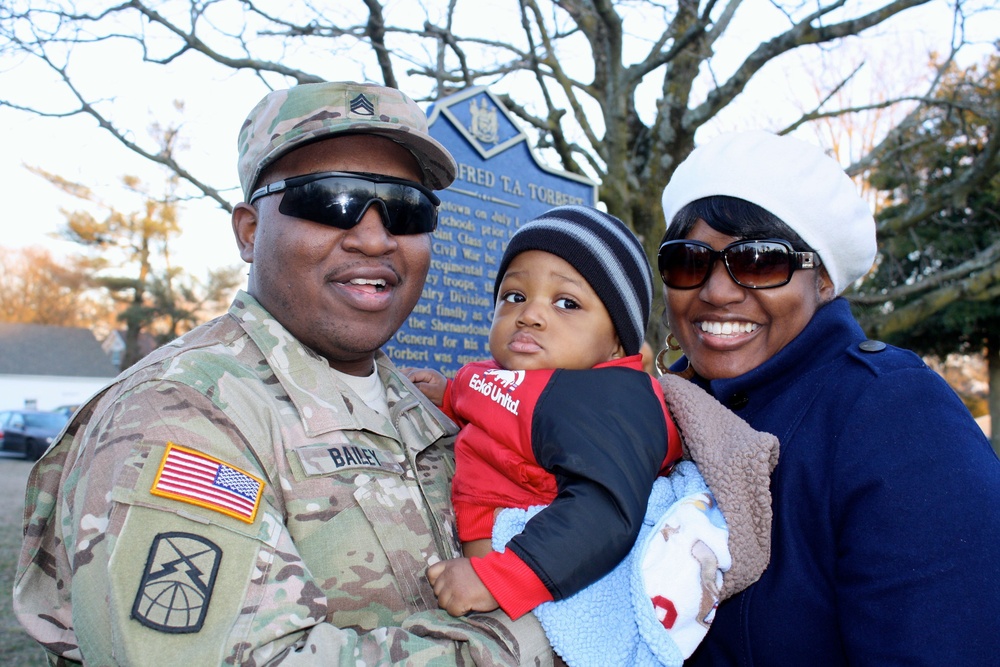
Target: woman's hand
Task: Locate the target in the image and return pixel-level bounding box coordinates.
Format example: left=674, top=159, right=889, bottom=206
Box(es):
left=426, top=557, right=499, bottom=616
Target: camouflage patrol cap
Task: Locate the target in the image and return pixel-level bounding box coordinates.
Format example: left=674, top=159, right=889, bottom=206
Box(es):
left=237, top=81, right=457, bottom=200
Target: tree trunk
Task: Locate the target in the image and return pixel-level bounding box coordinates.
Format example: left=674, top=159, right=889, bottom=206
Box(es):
left=123, top=320, right=143, bottom=371
left=121, top=289, right=146, bottom=371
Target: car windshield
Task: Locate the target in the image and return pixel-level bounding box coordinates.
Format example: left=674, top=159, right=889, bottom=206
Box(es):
left=24, top=412, right=69, bottom=430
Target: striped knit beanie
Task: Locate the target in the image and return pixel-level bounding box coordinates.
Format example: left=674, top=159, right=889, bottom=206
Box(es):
left=493, top=205, right=652, bottom=356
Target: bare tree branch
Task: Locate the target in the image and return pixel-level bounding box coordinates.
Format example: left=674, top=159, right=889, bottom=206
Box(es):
left=851, top=240, right=1000, bottom=306
left=855, top=249, right=1000, bottom=339
left=685, top=0, right=932, bottom=130
left=2, top=0, right=993, bottom=320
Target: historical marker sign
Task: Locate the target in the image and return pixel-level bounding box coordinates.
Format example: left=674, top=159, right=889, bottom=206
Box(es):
left=382, top=86, right=597, bottom=375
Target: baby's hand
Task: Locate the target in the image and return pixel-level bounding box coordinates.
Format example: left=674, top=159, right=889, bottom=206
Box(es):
left=426, top=558, right=499, bottom=616
left=402, top=368, right=448, bottom=406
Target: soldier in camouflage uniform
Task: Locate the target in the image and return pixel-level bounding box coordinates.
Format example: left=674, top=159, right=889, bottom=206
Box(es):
left=15, top=81, right=553, bottom=666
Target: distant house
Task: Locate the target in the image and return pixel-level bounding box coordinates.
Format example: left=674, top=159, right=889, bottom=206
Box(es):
left=0, top=323, right=120, bottom=411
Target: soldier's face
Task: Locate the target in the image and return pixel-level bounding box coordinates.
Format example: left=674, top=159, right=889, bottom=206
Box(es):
left=233, top=135, right=431, bottom=375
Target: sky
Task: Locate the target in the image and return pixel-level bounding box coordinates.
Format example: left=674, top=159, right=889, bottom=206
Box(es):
left=0, top=58, right=257, bottom=278
left=0, top=0, right=995, bottom=281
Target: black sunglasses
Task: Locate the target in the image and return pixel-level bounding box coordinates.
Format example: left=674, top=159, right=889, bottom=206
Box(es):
left=248, top=171, right=441, bottom=236
left=658, top=238, right=821, bottom=289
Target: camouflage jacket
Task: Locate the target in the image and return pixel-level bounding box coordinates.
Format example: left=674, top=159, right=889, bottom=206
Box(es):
left=15, top=291, right=552, bottom=666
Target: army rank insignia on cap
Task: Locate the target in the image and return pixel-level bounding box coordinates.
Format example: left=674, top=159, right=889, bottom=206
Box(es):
left=349, top=92, right=375, bottom=116
left=151, top=442, right=265, bottom=524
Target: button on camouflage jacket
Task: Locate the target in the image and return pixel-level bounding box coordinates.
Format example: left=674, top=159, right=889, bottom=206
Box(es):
left=15, top=291, right=552, bottom=666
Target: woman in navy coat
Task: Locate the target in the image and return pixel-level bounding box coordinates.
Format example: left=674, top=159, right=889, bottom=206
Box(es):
left=656, top=130, right=1000, bottom=666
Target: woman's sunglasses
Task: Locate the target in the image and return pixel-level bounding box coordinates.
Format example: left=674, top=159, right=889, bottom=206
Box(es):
left=657, top=238, right=821, bottom=289
left=248, top=171, right=441, bottom=236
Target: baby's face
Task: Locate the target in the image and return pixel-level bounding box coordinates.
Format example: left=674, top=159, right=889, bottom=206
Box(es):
left=489, top=250, right=624, bottom=371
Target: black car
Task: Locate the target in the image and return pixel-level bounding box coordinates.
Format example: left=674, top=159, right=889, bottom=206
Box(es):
left=0, top=409, right=69, bottom=461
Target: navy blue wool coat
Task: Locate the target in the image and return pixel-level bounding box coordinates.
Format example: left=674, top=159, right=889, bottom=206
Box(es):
left=682, top=298, right=1000, bottom=666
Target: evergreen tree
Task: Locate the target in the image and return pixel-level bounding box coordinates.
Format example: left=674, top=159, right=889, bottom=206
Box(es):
left=854, top=55, right=1000, bottom=452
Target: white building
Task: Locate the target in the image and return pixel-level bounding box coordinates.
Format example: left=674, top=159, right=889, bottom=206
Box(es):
left=0, top=323, right=120, bottom=411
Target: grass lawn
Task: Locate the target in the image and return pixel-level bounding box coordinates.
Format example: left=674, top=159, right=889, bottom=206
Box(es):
left=0, top=457, right=49, bottom=666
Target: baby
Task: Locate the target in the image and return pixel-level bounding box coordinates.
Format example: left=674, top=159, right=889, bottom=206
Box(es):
left=409, top=204, right=687, bottom=619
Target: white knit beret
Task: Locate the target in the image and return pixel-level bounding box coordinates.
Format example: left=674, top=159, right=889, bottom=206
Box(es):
left=661, top=130, right=876, bottom=295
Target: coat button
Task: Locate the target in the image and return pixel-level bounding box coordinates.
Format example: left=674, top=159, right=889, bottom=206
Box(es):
left=859, top=340, right=887, bottom=353
left=729, top=393, right=749, bottom=410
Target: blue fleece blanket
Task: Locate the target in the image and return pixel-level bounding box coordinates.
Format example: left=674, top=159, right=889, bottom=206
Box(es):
left=492, top=461, right=730, bottom=667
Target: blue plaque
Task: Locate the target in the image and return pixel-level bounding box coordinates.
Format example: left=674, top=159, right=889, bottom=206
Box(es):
left=382, top=87, right=597, bottom=375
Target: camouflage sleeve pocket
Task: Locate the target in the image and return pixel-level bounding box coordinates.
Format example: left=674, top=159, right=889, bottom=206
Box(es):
left=98, top=501, right=298, bottom=665
left=97, top=445, right=303, bottom=664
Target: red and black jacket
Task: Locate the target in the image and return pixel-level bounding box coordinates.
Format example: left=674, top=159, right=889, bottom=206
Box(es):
left=441, top=356, right=682, bottom=618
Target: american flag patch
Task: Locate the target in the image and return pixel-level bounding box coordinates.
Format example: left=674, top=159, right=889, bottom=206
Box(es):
left=151, top=443, right=265, bottom=524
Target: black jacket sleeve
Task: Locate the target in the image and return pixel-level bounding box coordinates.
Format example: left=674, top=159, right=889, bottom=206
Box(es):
left=506, top=367, right=668, bottom=600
